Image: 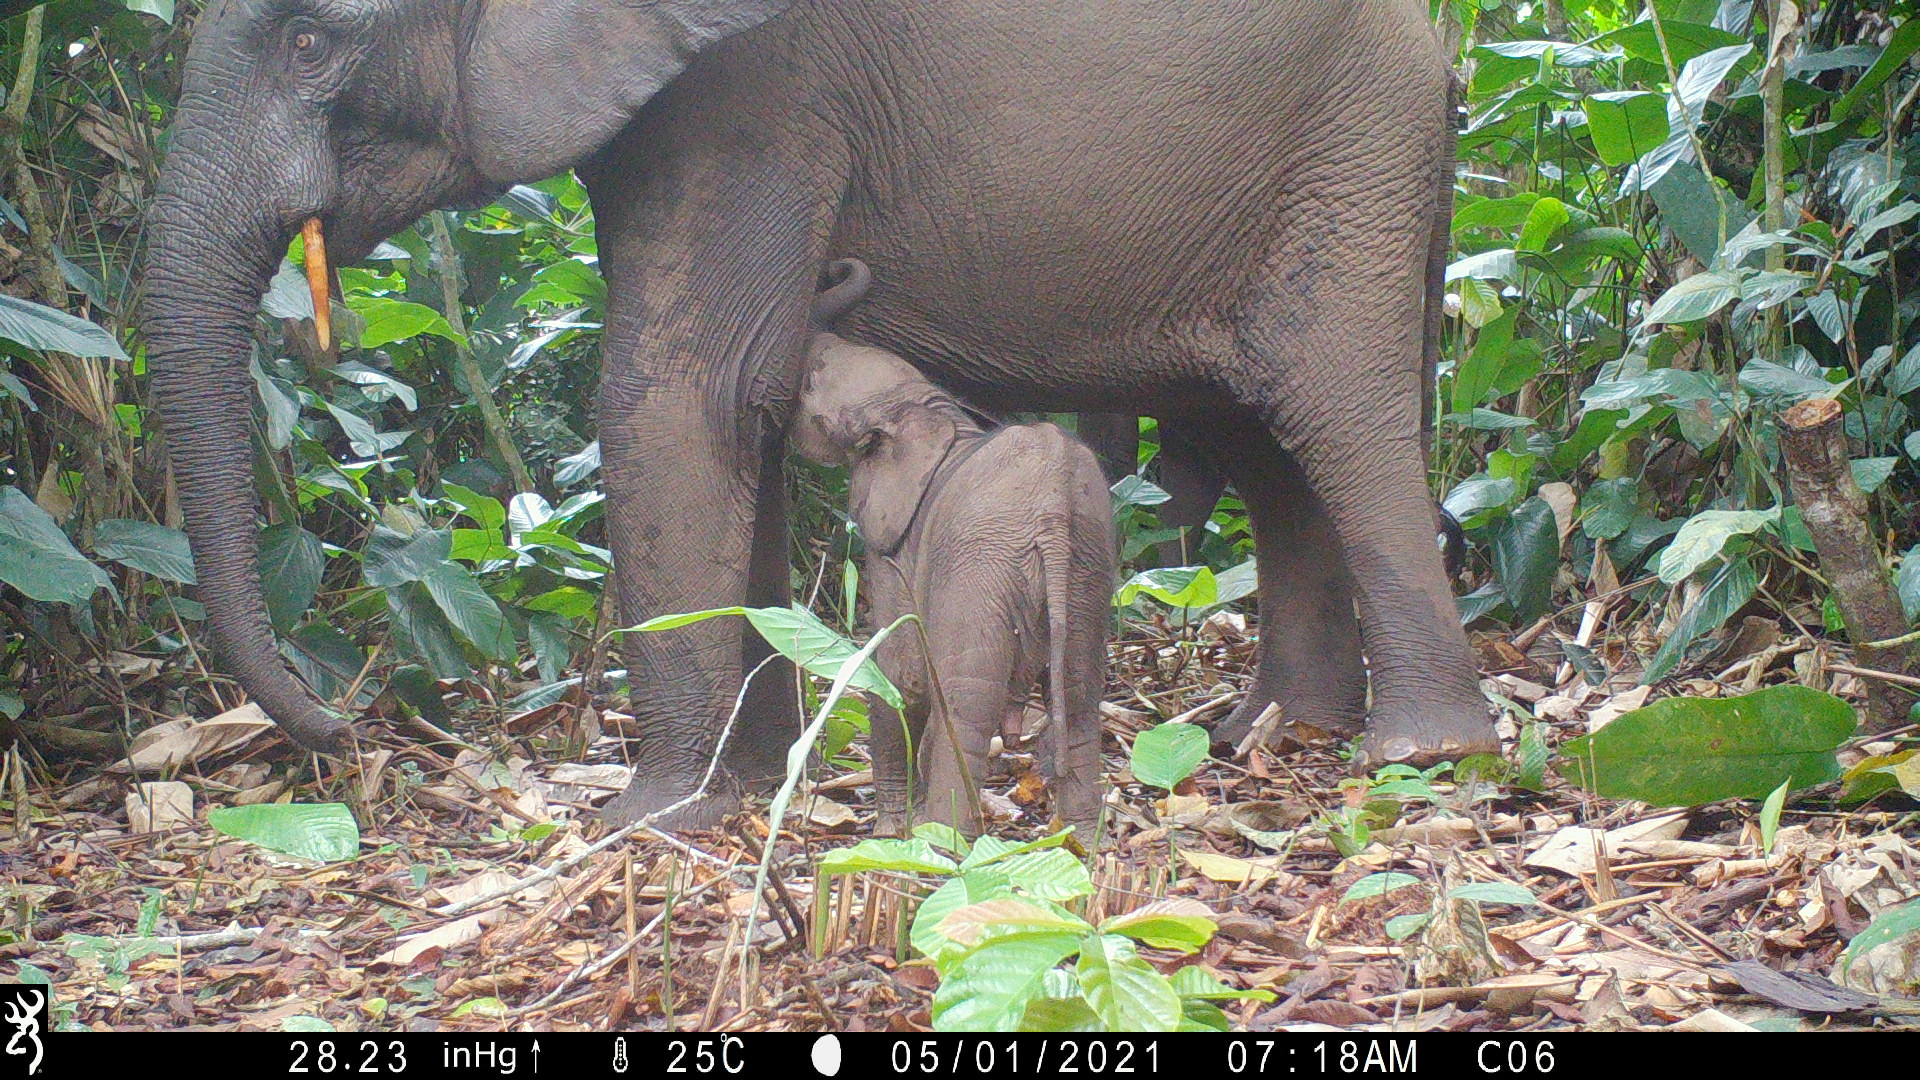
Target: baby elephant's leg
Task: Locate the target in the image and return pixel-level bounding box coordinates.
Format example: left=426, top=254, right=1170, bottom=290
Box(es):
left=918, top=629, right=1019, bottom=836
left=869, top=631, right=928, bottom=837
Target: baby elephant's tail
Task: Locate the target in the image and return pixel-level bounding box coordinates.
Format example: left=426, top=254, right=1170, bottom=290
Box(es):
left=811, top=258, right=871, bottom=327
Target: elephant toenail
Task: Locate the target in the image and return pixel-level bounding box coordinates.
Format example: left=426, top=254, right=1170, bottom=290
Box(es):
left=1378, top=736, right=1419, bottom=762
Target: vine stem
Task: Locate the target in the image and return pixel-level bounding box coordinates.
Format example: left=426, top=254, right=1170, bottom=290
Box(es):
left=427, top=211, right=535, bottom=494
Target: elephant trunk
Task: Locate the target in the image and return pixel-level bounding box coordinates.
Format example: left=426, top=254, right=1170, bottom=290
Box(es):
left=143, top=101, right=347, bottom=751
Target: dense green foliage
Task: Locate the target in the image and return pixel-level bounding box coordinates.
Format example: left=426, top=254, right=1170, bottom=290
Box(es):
left=6, top=0, right=1920, bottom=747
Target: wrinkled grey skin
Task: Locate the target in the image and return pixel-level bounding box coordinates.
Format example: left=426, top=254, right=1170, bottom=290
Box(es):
left=792, top=330, right=1112, bottom=839
left=144, top=0, right=1495, bottom=826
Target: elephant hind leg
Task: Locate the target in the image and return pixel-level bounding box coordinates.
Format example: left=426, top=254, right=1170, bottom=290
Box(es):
left=1200, top=419, right=1368, bottom=749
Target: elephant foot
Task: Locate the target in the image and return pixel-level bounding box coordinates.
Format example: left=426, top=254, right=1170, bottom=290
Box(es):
left=1355, top=704, right=1500, bottom=769
left=600, top=773, right=741, bottom=832
left=1209, top=695, right=1362, bottom=752
left=873, top=807, right=912, bottom=838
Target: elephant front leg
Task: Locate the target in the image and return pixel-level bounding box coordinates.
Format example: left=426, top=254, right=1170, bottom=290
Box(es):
left=583, top=131, right=846, bottom=829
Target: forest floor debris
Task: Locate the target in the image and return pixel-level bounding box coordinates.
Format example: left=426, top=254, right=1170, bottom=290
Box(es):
left=3, top=616, right=1917, bottom=1033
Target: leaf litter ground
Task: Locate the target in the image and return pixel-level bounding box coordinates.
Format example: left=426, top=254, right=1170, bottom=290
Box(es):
left=6, top=610, right=1918, bottom=1033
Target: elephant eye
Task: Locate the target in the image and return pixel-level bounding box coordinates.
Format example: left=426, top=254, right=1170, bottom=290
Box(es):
left=854, top=431, right=880, bottom=456
left=287, top=20, right=331, bottom=71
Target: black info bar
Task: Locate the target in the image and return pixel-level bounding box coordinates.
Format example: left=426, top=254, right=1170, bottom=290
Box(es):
left=6, top=1030, right=1846, bottom=1079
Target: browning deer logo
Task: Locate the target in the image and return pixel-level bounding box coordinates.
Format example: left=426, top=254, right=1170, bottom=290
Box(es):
left=2, top=988, right=43, bottom=1076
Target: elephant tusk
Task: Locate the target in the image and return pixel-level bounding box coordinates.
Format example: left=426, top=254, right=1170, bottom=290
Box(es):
left=302, top=218, right=331, bottom=351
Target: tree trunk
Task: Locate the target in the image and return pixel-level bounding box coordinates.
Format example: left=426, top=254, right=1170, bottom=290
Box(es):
left=1779, top=397, right=1912, bottom=732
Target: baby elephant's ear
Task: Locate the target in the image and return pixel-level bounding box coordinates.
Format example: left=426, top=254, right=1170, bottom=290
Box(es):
left=849, top=410, right=957, bottom=555
left=462, top=0, right=792, bottom=183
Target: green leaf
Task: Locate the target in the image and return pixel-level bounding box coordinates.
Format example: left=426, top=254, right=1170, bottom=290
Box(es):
left=442, top=483, right=506, bottom=531
left=1098, top=902, right=1217, bottom=953
left=0, top=487, right=112, bottom=605
left=92, top=518, right=195, bottom=584
left=1130, top=722, right=1209, bottom=791
left=1385, top=914, right=1432, bottom=941
left=362, top=527, right=451, bottom=588
left=1739, top=358, right=1842, bottom=406
left=387, top=584, right=470, bottom=681
left=996, top=848, right=1096, bottom=902
left=1558, top=685, right=1855, bottom=806
left=1852, top=457, right=1898, bottom=496
left=331, top=362, right=418, bottom=410
left=959, top=830, right=1074, bottom=871
left=1657, top=508, right=1779, bottom=585
left=913, top=822, right=969, bottom=854
left=1645, top=270, right=1742, bottom=325
left=1839, top=896, right=1920, bottom=979
left=935, top=898, right=1095, bottom=952
left=1456, top=277, right=1503, bottom=328
left=818, top=838, right=959, bottom=877
left=1018, top=982, right=1104, bottom=1032
left=1113, top=566, right=1217, bottom=609
left=627, top=605, right=903, bottom=709
left=259, top=524, right=325, bottom=632
left=524, top=586, right=598, bottom=620
left=422, top=563, right=517, bottom=663
left=1581, top=478, right=1639, bottom=540
left=1759, top=777, right=1790, bottom=856
left=352, top=298, right=462, bottom=349
left=1584, top=90, right=1671, bottom=167
left=932, top=934, right=1083, bottom=1033
left=1643, top=556, right=1758, bottom=684
left=912, top=875, right=989, bottom=964
left=1493, top=497, right=1560, bottom=623
left=1077, top=934, right=1182, bottom=1033
left=0, top=293, right=127, bottom=359
left=1517, top=196, right=1570, bottom=253
left=1449, top=882, right=1538, bottom=906
left=1830, top=20, right=1920, bottom=127
left=1340, top=873, right=1421, bottom=904
left=1167, top=966, right=1276, bottom=1003
left=206, top=803, right=360, bottom=862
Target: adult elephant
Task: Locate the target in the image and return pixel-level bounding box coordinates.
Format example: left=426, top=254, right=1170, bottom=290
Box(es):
left=144, top=0, right=1495, bottom=827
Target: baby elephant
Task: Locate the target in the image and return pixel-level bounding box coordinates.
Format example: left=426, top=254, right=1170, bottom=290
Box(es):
left=795, top=262, right=1114, bottom=840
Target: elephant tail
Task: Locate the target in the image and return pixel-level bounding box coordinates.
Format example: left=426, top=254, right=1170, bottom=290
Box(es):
left=1421, top=70, right=1463, bottom=460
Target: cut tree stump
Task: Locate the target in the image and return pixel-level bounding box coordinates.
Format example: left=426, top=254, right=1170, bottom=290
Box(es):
left=1778, top=396, right=1912, bottom=732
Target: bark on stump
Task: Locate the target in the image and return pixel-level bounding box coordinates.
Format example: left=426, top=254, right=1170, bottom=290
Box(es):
left=1778, top=397, right=1912, bottom=732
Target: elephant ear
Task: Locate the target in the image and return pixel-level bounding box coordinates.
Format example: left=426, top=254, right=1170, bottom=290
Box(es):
left=462, top=0, right=794, bottom=182
left=850, top=409, right=957, bottom=556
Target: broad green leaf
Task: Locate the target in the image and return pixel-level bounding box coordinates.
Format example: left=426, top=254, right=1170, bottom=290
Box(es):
left=1167, top=966, right=1275, bottom=1002
left=352, top=298, right=461, bottom=349
left=1852, top=457, right=1898, bottom=496
left=1558, top=685, right=1855, bottom=805
left=912, top=875, right=996, bottom=963
left=0, top=293, right=127, bottom=359
left=1839, top=896, right=1920, bottom=979
left=441, top=483, right=507, bottom=532
left=1130, top=722, right=1209, bottom=791
left=1018, top=984, right=1103, bottom=1032
left=1493, top=497, right=1559, bottom=624
left=1657, top=508, right=1778, bottom=585
left=259, top=524, right=324, bottom=632
left=1739, top=358, right=1841, bottom=405
left=1449, top=882, right=1538, bottom=906
left=628, top=605, right=903, bottom=709
left=93, top=519, right=195, bottom=584
left=996, top=848, right=1095, bottom=902
left=281, top=1016, right=333, bottom=1033
left=449, top=528, right=515, bottom=564
left=935, top=898, right=1094, bottom=951
left=1340, top=873, right=1421, bottom=904
left=1114, top=566, right=1217, bottom=609
left=206, top=803, right=360, bottom=862
left=818, top=838, right=959, bottom=877
left=1830, top=20, right=1920, bottom=126
left=1899, top=545, right=1920, bottom=623
left=0, top=487, right=111, bottom=605
left=1581, top=478, right=1638, bottom=540
left=331, top=362, right=418, bottom=410
left=1445, top=248, right=1518, bottom=283
left=1584, top=90, right=1670, bottom=167
left=1517, top=196, right=1570, bottom=253
left=1645, top=270, right=1742, bottom=325
left=1385, top=914, right=1432, bottom=941
left=387, top=583, right=471, bottom=681
left=523, top=586, right=597, bottom=620
left=913, top=822, right=969, bottom=854
left=1642, top=556, right=1758, bottom=684
left=422, top=562, right=517, bottom=663
left=1457, top=277, right=1503, bottom=328
left=932, top=934, right=1082, bottom=1033
left=362, top=526, right=451, bottom=587
left=959, top=830, right=1074, bottom=871
left=1098, top=901, right=1217, bottom=953
left=1077, top=934, right=1182, bottom=1033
